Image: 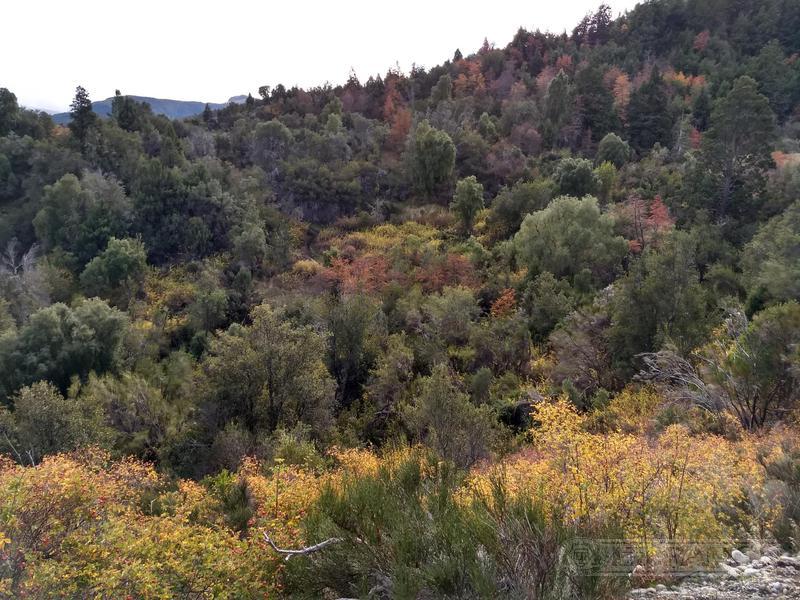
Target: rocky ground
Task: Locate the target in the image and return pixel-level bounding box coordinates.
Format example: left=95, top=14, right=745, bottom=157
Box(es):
left=629, top=550, right=800, bottom=599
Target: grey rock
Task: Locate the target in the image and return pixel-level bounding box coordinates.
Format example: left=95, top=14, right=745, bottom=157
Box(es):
left=776, top=555, right=800, bottom=569
left=732, top=549, right=750, bottom=565
left=720, top=563, right=740, bottom=578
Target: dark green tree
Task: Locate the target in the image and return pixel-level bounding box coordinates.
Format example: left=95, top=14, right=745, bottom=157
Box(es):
left=80, top=237, right=148, bottom=307
left=404, top=364, right=495, bottom=468
left=542, top=70, right=574, bottom=148
left=514, top=195, right=626, bottom=287
left=742, top=202, right=800, bottom=311
left=627, top=68, right=672, bottom=153
left=575, top=65, right=619, bottom=143
left=701, top=76, right=776, bottom=219
left=486, top=178, right=556, bottom=240
left=430, top=74, right=452, bottom=105
left=522, top=272, right=576, bottom=341
left=33, top=172, right=132, bottom=267
left=199, top=304, right=335, bottom=433
left=68, top=86, right=97, bottom=149
left=202, top=103, right=213, bottom=124
left=555, top=157, right=600, bottom=197
left=610, top=231, right=710, bottom=369
left=252, top=120, right=293, bottom=169
left=450, top=176, right=484, bottom=233
left=595, top=133, right=631, bottom=168
left=409, top=120, right=456, bottom=198
left=746, top=40, right=797, bottom=119
left=326, top=294, right=385, bottom=410
left=111, top=90, right=145, bottom=132
left=0, top=88, right=19, bottom=136
left=692, top=87, right=712, bottom=131
left=0, top=381, right=109, bottom=464
left=0, top=298, right=128, bottom=402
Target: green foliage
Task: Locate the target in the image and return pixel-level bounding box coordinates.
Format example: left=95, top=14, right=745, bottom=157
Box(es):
left=0, top=89, right=19, bottom=137
left=34, top=173, right=132, bottom=267
left=542, top=70, right=574, bottom=149
left=325, top=294, right=385, bottom=409
left=574, top=65, right=620, bottom=143
left=555, top=157, right=600, bottom=197
left=0, top=300, right=14, bottom=336
left=202, top=470, right=254, bottom=533
left=404, top=364, right=495, bottom=468
left=199, top=303, right=335, bottom=434
left=760, top=439, right=800, bottom=551
left=610, top=231, right=711, bottom=368
left=700, top=76, right=776, bottom=219
left=2, top=1, right=800, bottom=592
left=0, top=298, right=128, bottom=402
left=746, top=40, right=798, bottom=118
left=68, top=86, right=97, bottom=149
left=79, top=372, right=188, bottom=461
left=0, top=382, right=109, bottom=464
left=362, top=334, right=414, bottom=443
left=430, top=74, right=453, bottom=105
left=419, top=286, right=481, bottom=348
left=486, top=178, right=555, bottom=240
left=627, top=68, right=671, bottom=153
left=742, top=202, right=800, bottom=310
left=594, top=161, right=617, bottom=203
left=409, top=120, right=455, bottom=198
left=522, top=272, right=576, bottom=341
left=477, top=111, right=497, bottom=142
left=252, top=120, right=293, bottom=169
left=233, top=224, right=268, bottom=271
left=712, top=303, right=800, bottom=428
left=514, top=195, right=626, bottom=287
left=450, top=175, right=484, bottom=233
left=111, top=91, right=153, bottom=132
left=596, top=133, right=630, bottom=168
left=80, top=237, right=147, bottom=306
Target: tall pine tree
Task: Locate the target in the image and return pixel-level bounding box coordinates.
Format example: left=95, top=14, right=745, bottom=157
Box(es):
left=701, top=76, right=776, bottom=220
left=68, top=85, right=96, bottom=149
left=627, top=68, right=671, bottom=153
left=575, top=65, right=619, bottom=144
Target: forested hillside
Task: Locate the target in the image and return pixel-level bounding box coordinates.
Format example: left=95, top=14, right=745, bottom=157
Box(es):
left=1, top=0, right=800, bottom=597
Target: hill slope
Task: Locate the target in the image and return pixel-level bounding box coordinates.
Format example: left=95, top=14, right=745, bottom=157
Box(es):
left=52, top=94, right=246, bottom=123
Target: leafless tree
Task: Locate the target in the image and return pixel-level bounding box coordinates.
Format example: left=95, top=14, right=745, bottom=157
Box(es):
left=0, top=239, right=49, bottom=323
left=638, top=308, right=799, bottom=429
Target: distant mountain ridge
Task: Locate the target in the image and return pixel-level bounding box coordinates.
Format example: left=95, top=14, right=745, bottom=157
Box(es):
left=52, top=94, right=247, bottom=124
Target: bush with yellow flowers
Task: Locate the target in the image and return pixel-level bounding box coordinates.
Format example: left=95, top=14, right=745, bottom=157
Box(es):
left=463, top=398, right=765, bottom=573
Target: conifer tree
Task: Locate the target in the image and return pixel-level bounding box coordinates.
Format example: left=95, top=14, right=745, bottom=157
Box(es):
left=68, top=85, right=96, bottom=149
left=627, top=68, right=671, bottom=153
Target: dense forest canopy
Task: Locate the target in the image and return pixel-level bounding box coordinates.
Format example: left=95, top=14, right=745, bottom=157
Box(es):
left=1, top=0, right=800, bottom=597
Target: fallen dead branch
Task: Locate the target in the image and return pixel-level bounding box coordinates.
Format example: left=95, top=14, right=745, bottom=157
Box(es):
left=262, top=531, right=342, bottom=561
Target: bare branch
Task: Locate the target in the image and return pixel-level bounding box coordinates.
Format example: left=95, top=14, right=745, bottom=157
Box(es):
left=262, top=531, right=342, bottom=561
left=2, top=432, right=24, bottom=465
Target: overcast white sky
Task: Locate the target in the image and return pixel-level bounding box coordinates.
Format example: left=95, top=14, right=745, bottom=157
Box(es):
left=3, top=0, right=640, bottom=112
